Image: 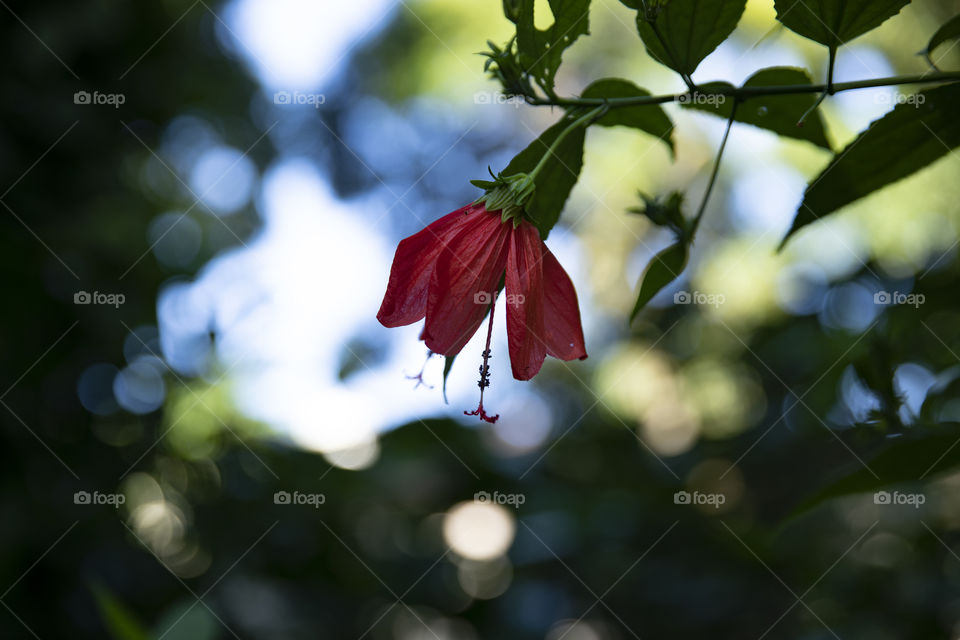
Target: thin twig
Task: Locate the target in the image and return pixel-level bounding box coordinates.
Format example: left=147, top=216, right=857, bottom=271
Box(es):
left=525, top=71, right=960, bottom=109
left=690, top=101, right=739, bottom=239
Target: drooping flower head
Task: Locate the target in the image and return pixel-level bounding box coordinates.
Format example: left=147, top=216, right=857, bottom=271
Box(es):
left=377, top=171, right=587, bottom=422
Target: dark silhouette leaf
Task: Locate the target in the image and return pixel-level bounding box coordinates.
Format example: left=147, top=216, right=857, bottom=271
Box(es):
left=773, top=0, right=910, bottom=48
left=782, top=82, right=960, bottom=246
left=630, top=242, right=688, bottom=321
left=681, top=67, right=832, bottom=149
left=582, top=78, right=675, bottom=155
left=636, top=0, right=747, bottom=76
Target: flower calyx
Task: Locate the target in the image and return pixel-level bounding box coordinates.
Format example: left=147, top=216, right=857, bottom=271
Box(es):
left=471, top=169, right=536, bottom=227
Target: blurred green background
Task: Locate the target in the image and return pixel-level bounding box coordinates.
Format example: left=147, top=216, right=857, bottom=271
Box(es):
left=3, top=0, right=960, bottom=638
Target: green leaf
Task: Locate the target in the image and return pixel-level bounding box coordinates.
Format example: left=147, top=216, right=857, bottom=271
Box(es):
left=581, top=78, right=675, bottom=155
left=515, top=0, right=591, bottom=93
left=792, top=428, right=960, bottom=517
left=630, top=242, right=689, bottom=321
left=442, top=353, right=455, bottom=404
left=636, top=0, right=747, bottom=76
left=681, top=68, right=832, bottom=149
left=781, top=82, right=960, bottom=246
left=773, top=0, right=910, bottom=48
left=153, top=600, right=219, bottom=640
left=503, top=114, right=587, bottom=238
left=926, top=14, right=960, bottom=56
left=91, top=585, right=152, bottom=640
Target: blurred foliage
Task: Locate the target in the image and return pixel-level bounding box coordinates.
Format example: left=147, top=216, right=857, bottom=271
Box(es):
left=4, top=0, right=960, bottom=639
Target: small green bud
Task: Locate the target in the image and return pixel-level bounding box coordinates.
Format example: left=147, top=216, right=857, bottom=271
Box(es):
left=630, top=190, right=687, bottom=238
left=502, top=0, right=522, bottom=24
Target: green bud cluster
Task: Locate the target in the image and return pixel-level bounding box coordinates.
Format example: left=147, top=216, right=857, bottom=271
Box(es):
left=470, top=171, right=536, bottom=227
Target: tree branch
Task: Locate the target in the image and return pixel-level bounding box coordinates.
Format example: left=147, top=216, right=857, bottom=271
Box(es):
left=525, top=71, right=960, bottom=109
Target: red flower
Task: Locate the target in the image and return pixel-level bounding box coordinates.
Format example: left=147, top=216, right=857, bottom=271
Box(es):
left=378, top=201, right=587, bottom=420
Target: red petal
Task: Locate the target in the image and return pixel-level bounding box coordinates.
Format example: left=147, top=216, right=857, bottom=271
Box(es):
left=505, top=222, right=547, bottom=380
left=542, top=247, right=587, bottom=361
left=377, top=204, right=479, bottom=327
left=422, top=210, right=511, bottom=356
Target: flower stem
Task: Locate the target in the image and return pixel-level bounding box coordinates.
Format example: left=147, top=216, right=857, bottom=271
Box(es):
left=528, top=104, right=607, bottom=183
left=797, top=91, right=828, bottom=127
left=690, top=101, right=738, bottom=238
left=799, top=46, right=836, bottom=126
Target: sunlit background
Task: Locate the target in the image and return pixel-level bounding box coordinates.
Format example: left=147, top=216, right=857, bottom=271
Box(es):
left=84, top=0, right=960, bottom=621
left=5, top=0, right=960, bottom=637
left=91, top=0, right=959, bottom=461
